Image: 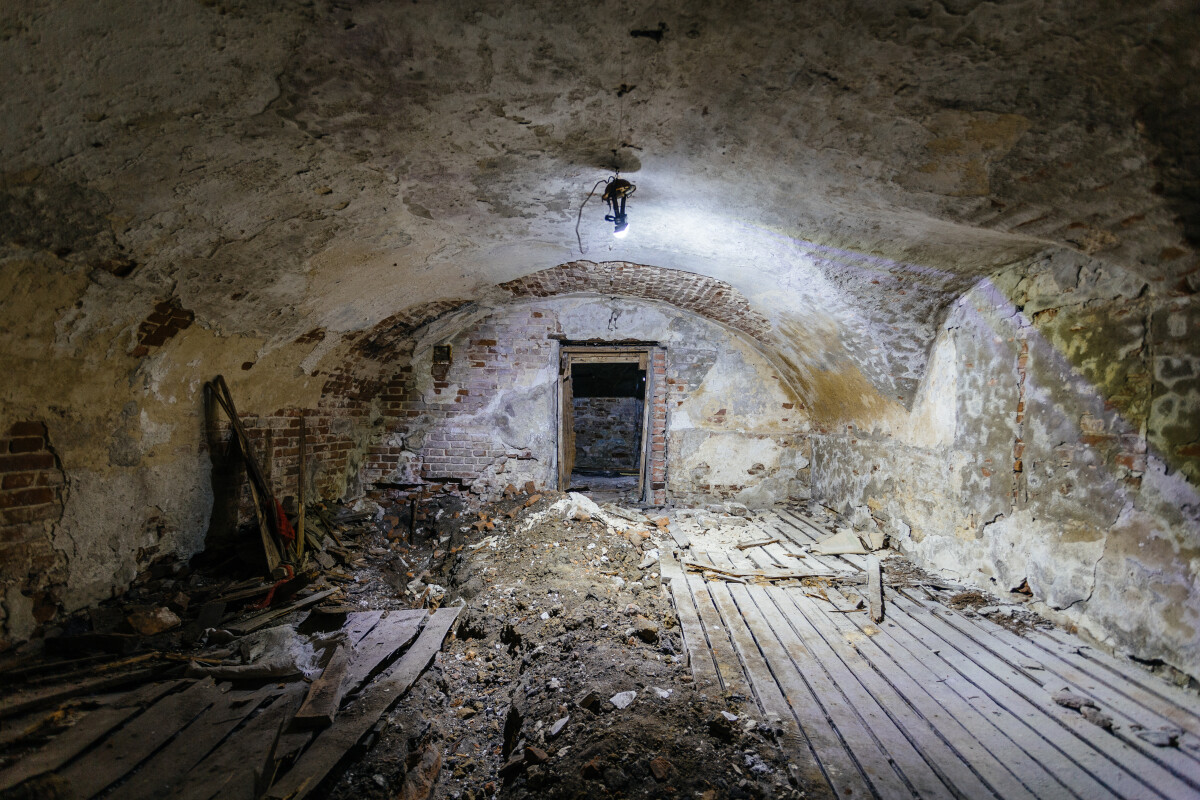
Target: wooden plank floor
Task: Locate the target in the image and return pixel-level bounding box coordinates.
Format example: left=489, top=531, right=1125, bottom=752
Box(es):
left=668, top=508, right=1200, bottom=800
left=0, top=608, right=457, bottom=800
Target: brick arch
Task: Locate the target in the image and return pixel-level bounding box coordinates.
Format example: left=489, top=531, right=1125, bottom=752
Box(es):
left=312, top=261, right=776, bottom=406
left=495, top=261, right=772, bottom=341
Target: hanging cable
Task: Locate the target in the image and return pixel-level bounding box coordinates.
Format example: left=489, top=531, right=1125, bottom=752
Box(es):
left=575, top=178, right=608, bottom=254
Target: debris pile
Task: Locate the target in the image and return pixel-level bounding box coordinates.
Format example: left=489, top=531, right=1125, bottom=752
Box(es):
left=319, top=490, right=799, bottom=799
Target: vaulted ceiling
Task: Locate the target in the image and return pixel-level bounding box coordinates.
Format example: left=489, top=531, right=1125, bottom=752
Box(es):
left=2, top=0, right=1197, bottom=416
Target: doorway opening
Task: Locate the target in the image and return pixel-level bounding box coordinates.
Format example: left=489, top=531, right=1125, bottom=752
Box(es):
left=557, top=344, right=654, bottom=503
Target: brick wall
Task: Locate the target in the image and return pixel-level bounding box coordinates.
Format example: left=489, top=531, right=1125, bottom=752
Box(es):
left=0, top=421, right=66, bottom=644
left=573, top=396, right=642, bottom=471
left=357, top=299, right=799, bottom=508
left=648, top=349, right=667, bottom=502
left=361, top=308, right=561, bottom=491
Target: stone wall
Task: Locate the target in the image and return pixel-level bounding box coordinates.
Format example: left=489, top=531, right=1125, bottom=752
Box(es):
left=810, top=250, right=1200, bottom=677
left=572, top=396, right=642, bottom=472
left=361, top=295, right=807, bottom=508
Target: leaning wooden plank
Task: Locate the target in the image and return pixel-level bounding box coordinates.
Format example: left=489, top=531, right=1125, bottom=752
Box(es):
left=173, top=684, right=306, bottom=800
left=119, top=686, right=280, bottom=800
left=264, top=607, right=461, bottom=800
left=0, top=665, right=172, bottom=720
left=339, top=610, right=426, bottom=695
left=0, top=681, right=181, bottom=792
left=226, top=588, right=339, bottom=635
left=661, top=555, right=721, bottom=689
left=57, top=677, right=220, bottom=799
left=865, top=555, right=883, bottom=622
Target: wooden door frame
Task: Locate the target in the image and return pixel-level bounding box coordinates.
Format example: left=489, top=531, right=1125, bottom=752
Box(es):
left=556, top=343, right=656, bottom=503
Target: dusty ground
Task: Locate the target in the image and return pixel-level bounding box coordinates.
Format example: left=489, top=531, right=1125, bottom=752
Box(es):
left=325, top=489, right=799, bottom=800
left=0, top=490, right=1074, bottom=800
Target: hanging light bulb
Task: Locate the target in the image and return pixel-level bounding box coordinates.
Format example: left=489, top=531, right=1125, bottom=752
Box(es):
left=602, top=177, right=635, bottom=238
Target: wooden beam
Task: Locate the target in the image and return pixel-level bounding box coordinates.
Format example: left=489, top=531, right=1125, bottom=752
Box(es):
left=866, top=555, right=883, bottom=622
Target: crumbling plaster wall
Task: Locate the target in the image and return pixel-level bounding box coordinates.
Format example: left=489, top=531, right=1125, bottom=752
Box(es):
left=362, top=294, right=807, bottom=507
left=811, top=249, right=1200, bottom=676
left=0, top=255, right=384, bottom=648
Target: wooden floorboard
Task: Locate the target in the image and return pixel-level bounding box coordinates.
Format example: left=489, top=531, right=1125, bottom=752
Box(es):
left=671, top=508, right=1200, bottom=800
left=1032, top=627, right=1200, bottom=738
left=694, top=556, right=838, bottom=800
left=682, top=568, right=755, bottom=702
left=0, top=681, right=180, bottom=793
left=899, top=590, right=1200, bottom=796
left=736, top=549, right=1038, bottom=800
left=710, top=555, right=959, bottom=800
left=949, top=598, right=1200, bottom=774
left=661, top=554, right=722, bottom=690
left=117, top=686, right=279, bottom=800
left=58, top=678, right=220, bottom=799
left=890, top=594, right=1174, bottom=799
left=712, top=548, right=965, bottom=800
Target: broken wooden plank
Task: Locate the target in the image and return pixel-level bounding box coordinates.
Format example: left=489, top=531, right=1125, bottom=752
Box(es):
left=682, top=558, right=834, bottom=581
left=264, top=607, right=461, bottom=800
left=294, top=642, right=351, bottom=728
left=173, top=684, right=306, bottom=800
left=734, top=537, right=780, bottom=550
left=866, top=555, right=884, bottom=622
left=0, top=681, right=180, bottom=792
left=809, top=586, right=864, bottom=613
left=660, top=553, right=721, bottom=689
left=226, top=588, right=338, bottom=635
left=57, top=677, right=220, bottom=799
left=339, top=610, right=426, bottom=696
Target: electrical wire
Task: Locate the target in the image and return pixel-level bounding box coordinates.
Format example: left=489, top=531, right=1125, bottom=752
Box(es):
left=575, top=178, right=608, bottom=255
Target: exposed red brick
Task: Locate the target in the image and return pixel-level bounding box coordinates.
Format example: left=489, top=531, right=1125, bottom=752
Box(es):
left=2, top=474, right=35, bottom=490
left=0, top=487, right=56, bottom=509
left=0, top=453, right=55, bottom=473
left=8, top=422, right=46, bottom=437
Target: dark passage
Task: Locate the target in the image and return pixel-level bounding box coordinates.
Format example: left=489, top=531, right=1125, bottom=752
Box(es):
left=569, top=362, right=645, bottom=499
